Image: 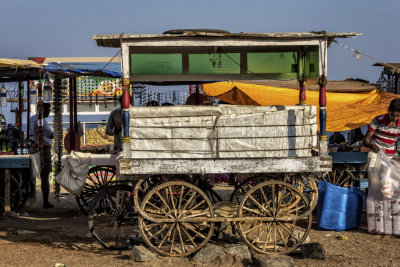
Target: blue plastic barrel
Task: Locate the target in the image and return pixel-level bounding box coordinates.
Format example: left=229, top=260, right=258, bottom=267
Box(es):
left=317, top=180, right=366, bottom=231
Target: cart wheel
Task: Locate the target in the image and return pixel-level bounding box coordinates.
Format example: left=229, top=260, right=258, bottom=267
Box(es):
left=320, top=167, right=356, bottom=187
left=284, top=173, right=318, bottom=212
left=229, top=174, right=278, bottom=203
left=139, top=181, right=214, bottom=257
left=88, top=183, right=136, bottom=250
left=76, top=166, right=116, bottom=215
left=137, top=175, right=162, bottom=206
left=0, top=171, right=23, bottom=214
left=17, top=169, right=35, bottom=211
left=237, top=180, right=311, bottom=255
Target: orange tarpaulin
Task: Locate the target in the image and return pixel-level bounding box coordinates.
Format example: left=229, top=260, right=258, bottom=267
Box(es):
left=202, top=81, right=400, bottom=132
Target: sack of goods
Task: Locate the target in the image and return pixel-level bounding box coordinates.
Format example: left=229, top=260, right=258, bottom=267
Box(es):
left=367, top=151, right=400, bottom=235
left=55, top=151, right=91, bottom=196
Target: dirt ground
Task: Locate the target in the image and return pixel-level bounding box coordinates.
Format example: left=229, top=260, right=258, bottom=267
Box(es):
left=1, top=185, right=400, bottom=267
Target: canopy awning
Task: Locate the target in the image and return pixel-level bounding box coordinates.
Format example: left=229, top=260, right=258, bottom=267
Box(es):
left=0, top=58, right=41, bottom=69
left=202, top=81, right=400, bottom=132
left=42, top=62, right=121, bottom=78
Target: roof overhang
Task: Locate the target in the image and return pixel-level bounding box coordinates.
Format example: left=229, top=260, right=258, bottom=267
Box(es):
left=0, top=58, right=42, bottom=82
left=93, top=31, right=362, bottom=48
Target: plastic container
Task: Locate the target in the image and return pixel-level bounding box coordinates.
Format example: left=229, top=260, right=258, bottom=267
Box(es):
left=392, top=199, right=400, bottom=236
left=375, top=200, right=384, bottom=234
left=367, top=196, right=376, bottom=233
left=383, top=199, right=393, bottom=235
left=317, top=181, right=365, bottom=231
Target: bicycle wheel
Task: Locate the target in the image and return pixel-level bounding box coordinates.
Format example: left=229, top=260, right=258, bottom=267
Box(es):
left=284, top=173, right=318, bottom=212
left=88, top=183, right=136, bottom=250
left=77, top=166, right=116, bottom=215
left=320, top=167, right=356, bottom=187
left=192, top=174, right=222, bottom=204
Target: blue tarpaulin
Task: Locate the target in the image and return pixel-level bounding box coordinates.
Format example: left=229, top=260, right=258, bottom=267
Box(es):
left=43, top=62, right=121, bottom=77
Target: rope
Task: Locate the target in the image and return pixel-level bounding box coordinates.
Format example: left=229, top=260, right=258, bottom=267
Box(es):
left=333, top=40, right=400, bottom=74
left=101, top=49, right=121, bottom=72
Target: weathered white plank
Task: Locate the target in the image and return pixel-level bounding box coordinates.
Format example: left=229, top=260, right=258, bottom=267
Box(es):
left=130, top=116, right=215, bottom=127
left=130, top=136, right=316, bottom=152
left=130, top=138, right=216, bottom=152
left=118, top=157, right=332, bottom=174
left=129, top=104, right=316, bottom=118
left=129, top=151, right=214, bottom=159
left=130, top=127, right=215, bottom=139
left=129, top=149, right=313, bottom=159
left=219, top=136, right=317, bottom=151
left=217, top=125, right=317, bottom=138
left=129, top=111, right=315, bottom=128
left=130, top=125, right=317, bottom=139
left=217, top=111, right=316, bottom=127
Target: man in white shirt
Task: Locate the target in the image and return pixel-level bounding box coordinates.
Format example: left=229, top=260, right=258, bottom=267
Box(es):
left=29, top=103, right=54, bottom=208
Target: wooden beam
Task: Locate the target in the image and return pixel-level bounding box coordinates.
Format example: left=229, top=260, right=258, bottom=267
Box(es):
left=119, top=157, right=331, bottom=175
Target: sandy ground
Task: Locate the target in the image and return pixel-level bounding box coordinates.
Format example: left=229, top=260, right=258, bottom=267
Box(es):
left=1, top=185, right=400, bottom=267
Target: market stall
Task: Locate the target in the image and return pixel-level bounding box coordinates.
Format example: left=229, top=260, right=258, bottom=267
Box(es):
left=0, top=58, right=42, bottom=214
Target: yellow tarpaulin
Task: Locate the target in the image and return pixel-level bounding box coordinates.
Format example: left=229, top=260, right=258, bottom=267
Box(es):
left=202, top=81, right=400, bottom=132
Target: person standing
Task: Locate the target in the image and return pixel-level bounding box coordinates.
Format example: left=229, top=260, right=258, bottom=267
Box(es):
left=106, top=100, right=123, bottom=152
left=363, top=99, right=400, bottom=156
left=29, top=102, right=54, bottom=209
left=363, top=99, right=400, bottom=182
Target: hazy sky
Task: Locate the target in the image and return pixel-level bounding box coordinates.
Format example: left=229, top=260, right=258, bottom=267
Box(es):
left=1, top=0, right=399, bottom=83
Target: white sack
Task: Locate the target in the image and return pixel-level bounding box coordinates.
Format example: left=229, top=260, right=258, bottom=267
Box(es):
left=55, top=151, right=91, bottom=196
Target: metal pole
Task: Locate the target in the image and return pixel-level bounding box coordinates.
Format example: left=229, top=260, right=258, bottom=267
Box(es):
left=27, top=81, right=30, bottom=138
left=73, top=77, right=78, bottom=133
left=83, top=122, right=86, bottom=145
left=18, top=80, right=23, bottom=145
left=69, top=77, right=74, bottom=150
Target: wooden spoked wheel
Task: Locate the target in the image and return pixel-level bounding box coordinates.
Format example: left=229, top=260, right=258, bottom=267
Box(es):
left=284, top=173, right=318, bottom=212
left=137, top=175, right=162, bottom=206
left=237, top=180, right=311, bottom=255
left=88, top=183, right=136, bottom=250
left=76, top=166, right=116, bottom=215
left=139, top=181, right=214, bottom=257
left=320, top=167, right=356, bottom=187
left=230, top=174, right=278, bottom=203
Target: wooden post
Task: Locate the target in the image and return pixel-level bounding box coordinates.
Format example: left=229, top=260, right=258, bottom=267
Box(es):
left=122, top=78, right=130, bottom=157
left=299, top=80, right=306, bottom=105
left=4, top=168, right=10, bottom=214
left=195, top=84, right=200, bottom=105
left=319, top=75, right=328, bottom=156
left=298, top=49, right=306, bottom=105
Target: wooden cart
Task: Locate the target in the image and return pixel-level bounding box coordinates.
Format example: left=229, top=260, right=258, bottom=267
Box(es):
left=88, top=104, right=331, bottom=256
left=86, top=30, right=362, bottom=255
